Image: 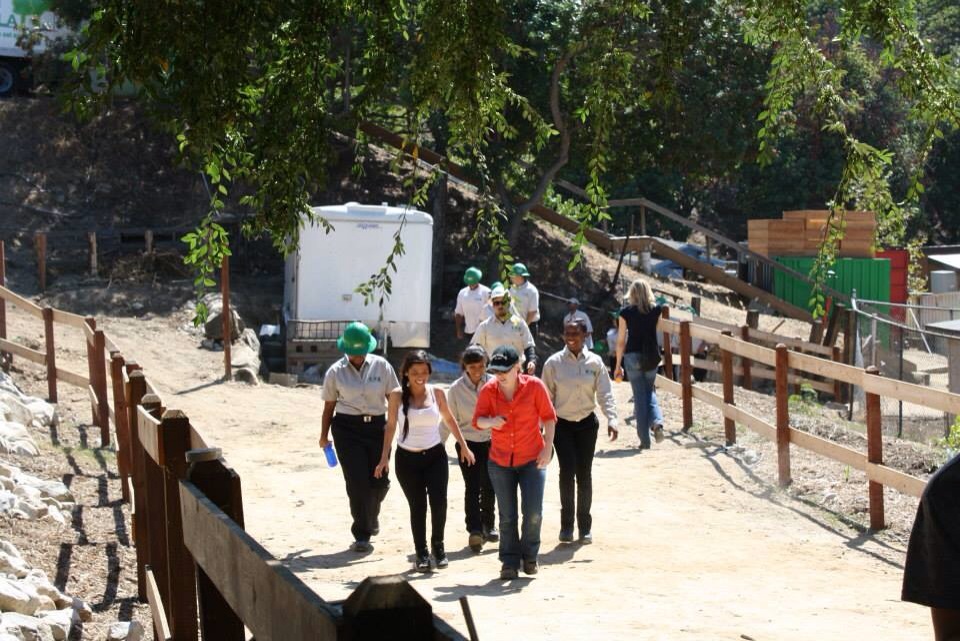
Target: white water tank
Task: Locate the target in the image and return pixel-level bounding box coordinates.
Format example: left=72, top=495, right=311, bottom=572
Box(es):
left=284, top=202, right=433, bottom=347
left=930, top=270, right=958, bottom=294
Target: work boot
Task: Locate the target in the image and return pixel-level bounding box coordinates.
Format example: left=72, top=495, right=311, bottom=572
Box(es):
left=468, top=532, right=484, bottom=553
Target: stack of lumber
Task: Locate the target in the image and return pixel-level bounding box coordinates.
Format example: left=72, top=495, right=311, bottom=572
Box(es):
left=748, top=210, right=876, bottom=257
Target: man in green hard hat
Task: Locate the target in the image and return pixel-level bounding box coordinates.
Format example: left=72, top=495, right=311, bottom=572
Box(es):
left=455, top=266, right=491, bottom=341
left=319, top=321, right=401, bottom=552
left=509, top=263, right=540, bottom=340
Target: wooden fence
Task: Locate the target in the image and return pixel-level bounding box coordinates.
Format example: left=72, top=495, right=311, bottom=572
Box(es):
left=657, top=309, right=936, bottom=530
left=0, top=242, right=467, bottom=641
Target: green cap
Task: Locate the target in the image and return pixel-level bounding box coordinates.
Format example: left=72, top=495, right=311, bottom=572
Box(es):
left=463, top=267, right=482, bottom=285
left=337, top=322, right=378, bottom=356
left=511, top=263, right=530, bottom=277
left=490, top=281, right=503, bottom=290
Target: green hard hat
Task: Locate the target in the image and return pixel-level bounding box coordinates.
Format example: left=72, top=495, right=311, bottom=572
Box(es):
left=511, top=263, right=530, bottom=277
left=490, top=280, right=503, bottom=290
left=337, top=322, right=377, bottom=356
left=464, top=267, right=483, bottom=285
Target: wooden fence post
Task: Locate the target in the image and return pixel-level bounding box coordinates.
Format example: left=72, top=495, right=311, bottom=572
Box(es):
left=186, top=448, right=245, bottom=641
left=158, top=410, right=199, bottom=641
left=34, top=232, right=46, bottom=292
left=85, top=317, right=98, bottom=426
left=679, top=320, right=693, bottom=432
left=125, top=366, right=148, bottom=601
left=139, top=393, right=171, bottom=629
left=221, top=255, right=232, bottom=381
left=110, top=352, right=130, bottom=502
left=740, top=325, right=752, bottom=390
left=42, top=308, right=57, bottom=402
left=88, top=232, right=98, bottom=276
left=661, top=307, right=673, bottom=381
left=808, top=319, right=823, bottom=345
left=865, top=366, right=885, bottom=530
left=0, top=239, right=7, bottom=370
left=832, top=346, right=843, bottom=401
left=721, top=330, right=735, bottom=446
left=775, top=344, right=791, bottom=487
left=144, top=230, right=154, bottom=255
left=93, top=329, right=110, bottom=446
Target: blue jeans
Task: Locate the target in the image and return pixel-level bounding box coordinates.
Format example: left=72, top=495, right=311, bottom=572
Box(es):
left=623, top=352, right=664, bottom=448
left=487, top=460, right=547, bottom=569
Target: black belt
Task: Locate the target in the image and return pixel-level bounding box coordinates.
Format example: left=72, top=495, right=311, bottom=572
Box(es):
left=335, top=413, right=385, bottom=424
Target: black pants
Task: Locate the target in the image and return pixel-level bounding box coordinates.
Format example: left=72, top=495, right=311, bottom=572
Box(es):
left=395, top=444, right=448, bottom=553
left=455, top=440, right=496, bottom=534
left=332, top=415, right=390, bottom=541
left=554, top=413, right=599, bottom=533
left=528, top=320, right=540, bottom=341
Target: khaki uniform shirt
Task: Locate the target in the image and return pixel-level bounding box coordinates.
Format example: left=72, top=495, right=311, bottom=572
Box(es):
left=446, top=373, right=493, bottom=443
left=321, top=354, right=399, bottom=416
left=511, top=281, right=541, bottom=323
left=471, top=314, right=535, bottom=360
left=541, top=347, right=618, bottom=428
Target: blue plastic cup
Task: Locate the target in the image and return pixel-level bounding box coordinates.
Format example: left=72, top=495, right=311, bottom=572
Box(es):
left=323, top=443, right=338, bottom=468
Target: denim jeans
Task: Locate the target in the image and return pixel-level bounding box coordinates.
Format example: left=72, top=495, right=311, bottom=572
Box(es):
left=623, top=352, right=664, bottom=448
left=487, top=459, right=547, bottom=569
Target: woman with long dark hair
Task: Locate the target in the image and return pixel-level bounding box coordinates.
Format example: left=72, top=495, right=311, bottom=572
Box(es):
left=377, top=350, right=476, bottom=571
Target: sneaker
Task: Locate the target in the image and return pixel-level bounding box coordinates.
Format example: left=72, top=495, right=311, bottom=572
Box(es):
left=371, top=519, right=380, bottom=537
left=522, top=559, right=539, bottom=575
left=580, top=532, right=593, bottom=545
left=499, top=565, right=519, bottom=580
left=415, top=551, right=431, bottom=572
left=654, top=425, right=664, bottom=443
left=432, top=543, right=449, bottom=569
left=352, top=540, right=372, bottom=553
left=483, top=527, right=500, bottom=543
left=559, top=528, right=574, bottom=543
left=468, top=532, right=484, bottom=553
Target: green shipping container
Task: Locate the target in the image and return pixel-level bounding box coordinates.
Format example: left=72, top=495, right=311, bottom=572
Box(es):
left=773, top=256, right=891, bottom=314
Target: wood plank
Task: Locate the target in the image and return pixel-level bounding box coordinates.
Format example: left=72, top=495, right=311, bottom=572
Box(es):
left=103, top=332, right=120, bottom=355
left=0, top=285, right=43, bottom=318
left=144, top=377, right=165, bottom=405
left=137, top=406, right=162, bottom=465
left=656, top=375, right=682, bottom=397
left=0, top=337, right=46, bottom=364
left=787, top=351, right=865, bottom=385
left=691, top=385, right=723, bottom=409
left=87, top=386, right=99, bottom=416
left=688, top=323, right=723, bottom=343
left=127, top=477, right=135, bottom=515
left=146, top=566, right=173, bottom=641
left=725, top=404, right=777, bottom=441
left=788, top=428, right=867, bottom=471
left=687, top=358, right=835, bottom=393
left=82, top=320, right=95, bottom=343
left=861, top=375, right=960, bottom=415
left=51, top=308, right=88, bottom=329
left=179, top=481, right=340, bottom=641
left=718, top=334, right=777, bottom=367
left=189, top=426, right=209, bottom=451
left=865, top=462, right=926, bottom=498
left=657, top=318, right=681, bottom=335
left=56, top=367, right=89, bottom=388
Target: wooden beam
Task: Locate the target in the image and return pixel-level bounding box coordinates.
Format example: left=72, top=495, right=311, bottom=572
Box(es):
left=0, top=337, right=45, bottom=364
left=42, top=308, right=57, bottom=402
left=137, top=405, right=162, bottom=466
left=146, top=566, right=173, bottom=641
left=775, top=345, right=791, bottom=487
left=656, top=374, right=682, bottom=397
left=719, top=333, right=777, bottom=368
left=680, top=321, right=693, bottom=431
left=861, top=374, right=960, bottom=416
left=787, top=351, right=865, bottom=387
left=126, top=366, right=148, bottom=601
left=55, top=367, right=89, bottom=388
left=179, top=481, right=341, bottom=641
left=721, top=331, right=735, bottom=446
left=51, top=308, right=88, bottom=328
left=865, top=367, right=885, bottom=530
left=0, top=285, right=43, bottom=317
left=740, top=325, right=752, bottom=390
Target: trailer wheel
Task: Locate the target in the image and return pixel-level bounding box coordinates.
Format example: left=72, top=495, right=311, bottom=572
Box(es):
left=0, top=62, right=16, bottom=97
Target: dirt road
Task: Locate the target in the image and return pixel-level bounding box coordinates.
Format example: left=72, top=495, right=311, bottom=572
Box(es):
left=3, top=307, right=926, bottom=639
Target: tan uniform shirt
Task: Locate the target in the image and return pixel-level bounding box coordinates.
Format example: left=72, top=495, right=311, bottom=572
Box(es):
left=321, top=354, right=400, bottom=416
left=542, top=347, right=618, bottom=428
left=446, top=373, right=493, bottom=443
left=511, top=281, right=541, bottom=323
left=471, top=314, right=535, bottom=360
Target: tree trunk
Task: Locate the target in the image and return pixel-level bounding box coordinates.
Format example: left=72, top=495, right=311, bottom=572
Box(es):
left=431, top=173, right=448, bottom=309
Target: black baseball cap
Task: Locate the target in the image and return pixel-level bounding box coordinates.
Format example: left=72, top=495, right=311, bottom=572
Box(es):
left=487, top=345, right=520, bottom=373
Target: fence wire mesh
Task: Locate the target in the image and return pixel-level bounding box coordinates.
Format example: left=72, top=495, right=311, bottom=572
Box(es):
left=852, top=297, right=959, bottom=444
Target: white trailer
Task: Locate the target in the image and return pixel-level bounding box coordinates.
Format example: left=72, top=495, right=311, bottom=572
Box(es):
left=283, top=202, right=433, bottom=372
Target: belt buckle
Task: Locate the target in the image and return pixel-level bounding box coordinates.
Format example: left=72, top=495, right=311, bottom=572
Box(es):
left=363, top=415, right=372, bottom=423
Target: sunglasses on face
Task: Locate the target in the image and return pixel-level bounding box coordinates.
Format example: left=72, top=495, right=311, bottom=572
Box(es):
left=492, top=301, right=506, bottom=307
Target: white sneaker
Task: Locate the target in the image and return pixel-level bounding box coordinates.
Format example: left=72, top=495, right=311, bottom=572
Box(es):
left=653, top=425, right=665, bottom=443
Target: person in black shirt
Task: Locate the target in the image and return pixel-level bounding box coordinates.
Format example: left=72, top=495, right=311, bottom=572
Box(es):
left=614, top=279, right=665, bottom=450
left=902, top=452, right=960, bottom=640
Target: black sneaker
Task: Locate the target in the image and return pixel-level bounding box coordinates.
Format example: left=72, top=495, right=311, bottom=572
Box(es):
left=468, top=532, right=483, bottom=553
left=432, top=543, right=449, bottom=569
left=352, top=540, right=372, bottom=553
left=559, top=528, right=574, bottom=543
left=483, top=527, right=500, bottom=543
left=522, top=559, right=538, bottom=575
left=415, top=551, right=431, bottom=572
left=580, top=532, right=593, bottom=545
left=499, top=565, right=519, bottom=580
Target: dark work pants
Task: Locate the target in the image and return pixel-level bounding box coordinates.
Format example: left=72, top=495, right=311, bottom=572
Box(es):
left=554, top=413, right=599, bottom=534
left=455, top=440, right=496, bottom=534
left=395, top=444, right=449, bottom=553
left=331, top=415, right=390, bottom=542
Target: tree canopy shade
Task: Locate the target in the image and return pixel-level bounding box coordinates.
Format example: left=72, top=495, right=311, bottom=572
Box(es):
left=59, top=0, right=960, bottom=317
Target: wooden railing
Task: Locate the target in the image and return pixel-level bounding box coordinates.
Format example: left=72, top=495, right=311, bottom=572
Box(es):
left=657, top=310, right=933, bottom=529
left=0, top=241, right=467, bottom=641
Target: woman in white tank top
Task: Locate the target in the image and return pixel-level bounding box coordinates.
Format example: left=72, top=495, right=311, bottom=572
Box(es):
left=378, top=350, right=476, bottom=571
